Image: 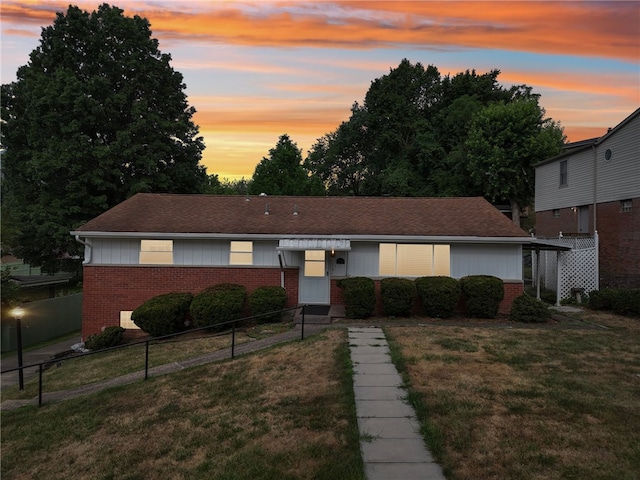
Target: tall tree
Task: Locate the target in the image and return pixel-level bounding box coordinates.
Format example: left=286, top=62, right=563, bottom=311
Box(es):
left=465, top=99, right=565, bottom=226
left=249, top=134, right=324, bottom=196
left=361, top=59, right=441, bottom=195
left=1, top=4, right=206, bottom=272
left=305, top=103, right=369, bottom=196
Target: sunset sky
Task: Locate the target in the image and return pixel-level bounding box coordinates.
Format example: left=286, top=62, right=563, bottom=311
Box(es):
left=2, top=1, right=639, bottom=180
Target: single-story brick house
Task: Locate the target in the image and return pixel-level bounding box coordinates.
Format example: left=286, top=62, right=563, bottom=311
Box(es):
left=72, top=194, right=530, bottom=339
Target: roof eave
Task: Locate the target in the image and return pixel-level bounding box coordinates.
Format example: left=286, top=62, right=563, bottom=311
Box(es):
left=71, top=231, right=531, bottom=244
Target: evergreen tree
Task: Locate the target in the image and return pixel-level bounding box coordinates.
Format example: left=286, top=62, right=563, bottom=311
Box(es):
left=250, top=134, right=324, bottom=196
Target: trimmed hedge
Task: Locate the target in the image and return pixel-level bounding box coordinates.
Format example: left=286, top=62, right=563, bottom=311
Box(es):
left=415, top=276, right=460, bottom=318
left=588, top=288, right=616, bottom=311
left=249, top=286, right=287, bottom=322
left=589, top=288, right=640, bottom=317
left=509, top=294, right=551, bottom=323
left=381, top=277, right=416, bottom=317
left=459, top=275, right=504, bottom=319
left=131, top=292, right=193, bottom=337
left=337, top=277, right=375, bottom=319
left=190, top=283, right=246, bottom=329
left=85, top=326, right=125, bottom=351
left=611, top=289, right=640, bottom=317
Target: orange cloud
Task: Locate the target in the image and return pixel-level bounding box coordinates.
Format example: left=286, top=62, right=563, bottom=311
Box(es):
left=3, top=1, right=636, bottom=61
left=501, top=70, right=640, bottom=105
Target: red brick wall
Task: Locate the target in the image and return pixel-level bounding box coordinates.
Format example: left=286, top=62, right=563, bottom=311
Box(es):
left=597, top=200, right=640, bottom=287
left=536, top=206, right=591, bottom=237
left=82, top=266, right=299, bottom=339
left=501, top=281, right=524, bottom=314
left=84, top=267, right=524, bottom=338
left=536, top=199, right=640, bottom=287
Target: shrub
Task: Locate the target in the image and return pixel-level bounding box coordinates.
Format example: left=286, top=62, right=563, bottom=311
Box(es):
left=131, top=292, right=193, bottom=337
left=415, top=276, right=460, bottom=318
left=190, top=283, right=246, bottom=329
left=249, top=286, right=287, bottom=322
left=337, top=277, right=375, bottom=319
left=509, top=294, right=552, bottom=323
left=84, top=326, right=125, bottom=351
left=380, top=277, right=416, bottom=317
left=459, top=275, right=504, bottom=319
left=610, top=289, right=640, bottom=317
left=588, top=288, right=617, bottom=311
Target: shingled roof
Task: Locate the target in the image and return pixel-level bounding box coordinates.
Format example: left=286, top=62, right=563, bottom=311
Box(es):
left=74, top=194, right=528, bottom=238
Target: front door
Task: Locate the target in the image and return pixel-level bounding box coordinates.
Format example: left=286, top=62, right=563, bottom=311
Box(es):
left=299, top=250, right=330, bottom=304
left=578, top=206, right=590, bottom=233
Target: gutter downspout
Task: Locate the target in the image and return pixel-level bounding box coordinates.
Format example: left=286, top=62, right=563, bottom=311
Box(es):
left=592, top=144, right=598, bottom=233
left=278, top=251, right=286, bottom=289
left=592, top=144, right=599, bottom=291
left=74, top=235, right=92, bottom=264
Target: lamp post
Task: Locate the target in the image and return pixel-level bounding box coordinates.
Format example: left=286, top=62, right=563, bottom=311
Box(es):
left=12, top=306, right=25, bottom=390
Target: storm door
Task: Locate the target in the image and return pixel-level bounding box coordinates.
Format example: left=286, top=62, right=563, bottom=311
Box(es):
left=299, top=250, right=330, bottom=304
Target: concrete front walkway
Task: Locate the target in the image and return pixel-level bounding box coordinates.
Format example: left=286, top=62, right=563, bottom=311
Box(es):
left=349, top=327, right=445, bottom=480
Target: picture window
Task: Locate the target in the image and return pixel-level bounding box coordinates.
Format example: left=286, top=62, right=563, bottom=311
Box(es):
left=379, top=243, right=450, bottom=276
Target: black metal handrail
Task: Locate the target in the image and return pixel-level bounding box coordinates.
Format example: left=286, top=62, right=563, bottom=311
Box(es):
left=2, top=305, right=314, bottom=407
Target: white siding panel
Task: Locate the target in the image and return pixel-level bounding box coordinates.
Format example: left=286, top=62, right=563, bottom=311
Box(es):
left=174, top=240, right=226, bottom=265
left=91, top=238, right=139, bottom=264
left=535, top=150, right=594, bottom=212
left=348, top=242, right=379, bottom=276
left=450, top=244, right=522, bottom=280
left=596, top=115, right=640, bottom=203
left=253, top=241, right=279, bottom=266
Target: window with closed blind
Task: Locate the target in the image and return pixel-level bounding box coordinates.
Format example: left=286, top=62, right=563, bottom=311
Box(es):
left=305, top=250, right=325, bottom=277
left=379, top=243, right=450, bottom=276
left=230, top=241, right=253, bottom=265
left=139, top=240, right=173, bottom=264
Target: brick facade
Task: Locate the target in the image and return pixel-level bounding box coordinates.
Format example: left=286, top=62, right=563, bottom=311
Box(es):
left=83, top=267, right=523, bottom=339
left=82, top=265, right=299, bottom=339
left=536, top=199, right=640, bottom=288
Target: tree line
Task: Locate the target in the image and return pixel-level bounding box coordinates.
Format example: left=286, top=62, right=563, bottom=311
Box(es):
left=1, top=4, right=564, bottom=272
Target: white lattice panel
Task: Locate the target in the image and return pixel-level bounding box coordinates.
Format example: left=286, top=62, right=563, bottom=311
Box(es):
left=558, top=248, right=598, bottom=299
left=532, top=234, right=598, bottom=301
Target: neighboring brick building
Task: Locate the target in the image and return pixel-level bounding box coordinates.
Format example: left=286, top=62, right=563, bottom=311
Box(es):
left=535, top=108, right=640, bottom=288
left=72, top=195, right=531, bottom=339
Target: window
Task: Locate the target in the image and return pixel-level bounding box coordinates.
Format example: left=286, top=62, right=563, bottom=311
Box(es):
left=553, top=209, right=560, bottom=218
left=119, top=311, right=139, bottom=329
left=139, top=240, right=173, bottom=264
left=305, top=250, right=325, bottom=277
left=559, top=160, right=567, bottom=186
left=379, top=244, right=450, bottom=276
left=621, top=199, right=632, bottom=213
left=230, top=241, right=253, bottom=265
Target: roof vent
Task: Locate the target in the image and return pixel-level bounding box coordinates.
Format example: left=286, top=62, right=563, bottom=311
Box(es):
left=293, top=204, right=298, bottom=216
left=264, top=203, right=269, bottom=215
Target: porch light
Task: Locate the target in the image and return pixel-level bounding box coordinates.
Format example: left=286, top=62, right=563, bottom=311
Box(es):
left=11, top=306, right=26, bottom=390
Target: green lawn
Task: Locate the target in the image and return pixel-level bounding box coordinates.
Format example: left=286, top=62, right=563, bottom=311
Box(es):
left=1, top=329, right=364, bottom=480
left=386, top=310, right=640, bottom=480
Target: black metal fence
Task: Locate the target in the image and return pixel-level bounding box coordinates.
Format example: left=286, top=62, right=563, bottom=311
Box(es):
left=1, top=305, right=314, bottom=407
